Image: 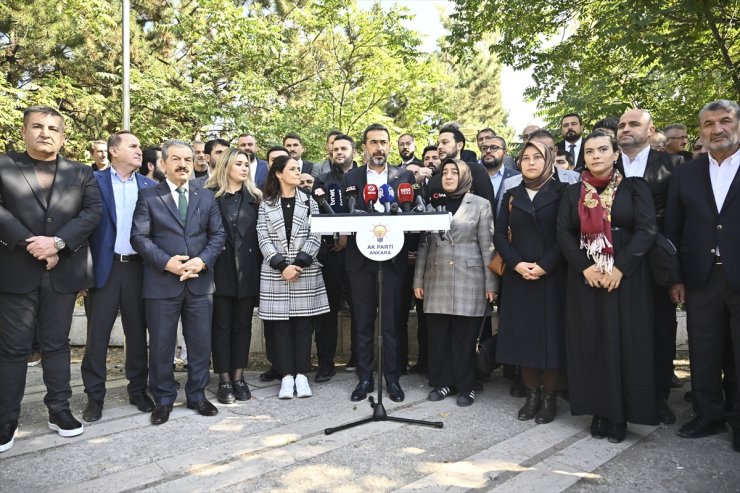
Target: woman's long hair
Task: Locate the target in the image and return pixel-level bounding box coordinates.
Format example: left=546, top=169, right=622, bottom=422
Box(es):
left=263, top=154, right=293, bottom=205
left=205, top=148, right=262, bottom=201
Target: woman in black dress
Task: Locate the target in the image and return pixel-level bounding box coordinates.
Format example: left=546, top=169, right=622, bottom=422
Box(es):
left=557, top=131, right=658, bottom=443
left=205, top=149, right=263, bottom=404
left=494, top=140, right=567, bottom=424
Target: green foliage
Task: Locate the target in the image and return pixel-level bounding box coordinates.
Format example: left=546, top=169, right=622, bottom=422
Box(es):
left=447, top=0, right=740, bottom=132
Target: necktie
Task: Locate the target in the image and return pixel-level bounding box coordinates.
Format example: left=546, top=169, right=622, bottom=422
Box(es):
left=176, top=187, right=188, bottom=223
left=569, top=144, right=576, bottom=163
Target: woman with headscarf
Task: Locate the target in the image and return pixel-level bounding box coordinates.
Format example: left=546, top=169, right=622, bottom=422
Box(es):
left=557, top=130, right=658, bottom=443
left=413, top=158, right=496, bottom=407
left=494, top=140, right=568, bottom=424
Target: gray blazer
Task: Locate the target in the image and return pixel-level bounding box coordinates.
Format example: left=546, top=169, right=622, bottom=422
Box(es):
left=413, top=193, right=497, bottom=317
left=257, top=189, right=329, bottom=320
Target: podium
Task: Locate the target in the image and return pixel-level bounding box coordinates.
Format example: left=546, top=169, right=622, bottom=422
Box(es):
left=310, top=211, right=451, bottom=435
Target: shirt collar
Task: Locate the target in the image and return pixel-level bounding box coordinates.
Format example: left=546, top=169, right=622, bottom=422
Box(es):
left=708, top=146, right=740, bottom=167
left=166, top=178, right=187, bottom=193
left=366, top=164, right=388, bottom=176
left=110, top=165, right=136, bottom=182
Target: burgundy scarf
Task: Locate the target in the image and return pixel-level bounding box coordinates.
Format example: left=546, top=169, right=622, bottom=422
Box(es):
left=578, top=169, right=622, bottom=273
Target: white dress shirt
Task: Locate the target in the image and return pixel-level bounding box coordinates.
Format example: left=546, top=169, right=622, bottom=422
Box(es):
left=708, top=146, right=740, bottom=213
left=250, top=158, right=258, bottom=183
left=621, top=145, right=651, bottom=178
left=566, top=137, right=582, bottom=163
left=366, top=165, right=388, bottom=213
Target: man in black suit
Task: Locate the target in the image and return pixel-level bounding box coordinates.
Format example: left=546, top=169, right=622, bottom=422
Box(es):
left=663, top=124, right=693, bottom=162
left=283, top=133, right=314, bottom=175
left=131, top=139, right=225, bottom=425
left=0, top=106, right=102, bottom=452
left=397, top=133, right=423, bottom=167
left=342, top=123, right=415, bottom=403
left=557, top=112, right=586, bottom=171
left=617, top=108, right=683, bottom=425
left=665, top=99, right=740, bottom=453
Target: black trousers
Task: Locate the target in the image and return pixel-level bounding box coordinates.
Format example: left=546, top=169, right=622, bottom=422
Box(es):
left=316, top=262, right=354, bottom=369
left=348, top=261, right=403, bottom=383
left=212, top=295, right=256, bottom=374
left=146, top=291, right=212, bottom=405
left=268, top=317, right=312, bottom=375
left=81, top=259, right=148, bottom=400
left=653, top=281, right=678, bottom=400
left=686, top=264, right=740, bottom=425
left=398, top=264, right=427, bottom=369
left=0, top=272, right=76, bottom=421
left=426, top=314, right=480, bottom=394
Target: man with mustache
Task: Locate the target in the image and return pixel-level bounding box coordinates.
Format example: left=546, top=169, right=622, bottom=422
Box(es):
left=0, top=106, right=102, bottom=452
left=557, top=113, right=586, bottom=171
left=131, top=140, right=225, bottom=425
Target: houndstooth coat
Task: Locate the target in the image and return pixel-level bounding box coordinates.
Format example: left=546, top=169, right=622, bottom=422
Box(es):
left=413, top=193, right=497, bottom=317
left=257, top=190, right=330, bottom=320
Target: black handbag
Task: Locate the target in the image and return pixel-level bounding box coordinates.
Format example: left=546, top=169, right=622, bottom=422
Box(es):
left=475, top=304, right=500, bottom=374
left=648, top=233, right=681, bottom=287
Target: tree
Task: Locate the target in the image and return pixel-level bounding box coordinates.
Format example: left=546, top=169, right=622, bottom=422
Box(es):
left=446, top=0, right=740, bottom=131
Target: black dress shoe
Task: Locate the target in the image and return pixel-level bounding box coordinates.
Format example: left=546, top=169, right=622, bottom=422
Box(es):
left=677, top=417, right=726, bottom=438
left=387, top=382, right=405, bottom=402
left=351, top=380, right=374, bottom=401
left=217, top=382, right=236, bottom=404
left=259, top=367, right=280, bottom=382
left=151, top=404, right=172, bottom=425
left=233, top=380, right=251, bottom=401
left=129, top=393, right=155, bottom=413
left=656, top=399, right=676, bottom=425
left=591, top=415, right=608, bottom=439
left=607, top=421, right=627, bottom=443
left=315, top=366, right=336, bottom=383
left=82, top=398, right=103, bottom=422
left=187, top=399, right=219, bottom=416
left=535, top=391, right=557, bottom=424
left=517, top=387, right=542, bottom=421
left=510, top=379, right=527, bottom=398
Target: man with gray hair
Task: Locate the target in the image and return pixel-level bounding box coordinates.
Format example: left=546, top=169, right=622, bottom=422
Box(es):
left=650, top=131, right=667, bottom=152
left=131, top=139, right=225, bottom=425
left=663, top=123, right=692, bottom=161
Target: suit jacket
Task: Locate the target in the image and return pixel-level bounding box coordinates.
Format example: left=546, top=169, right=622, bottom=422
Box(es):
left=301, top=159, right=315, bottom=176
left=399, top=157, right=423, bottom=168
left=495, top=167, right=522, bottom=215
left=90, top=169, right=157, bottom=288
left=0, top=151, right=102, bottom=294
left=256, top=189, right=329, bottom=319
left=665, top=153, right=740, bottom=291
left=130, top=179, right=225, bottom=299
left=254, top=159, right=268, bottom=189
left=558, top=140, right=586, bottom=171
left=413, top=193, right=497, bottom=317
left=211, top=188, right=261, bottom=298
left=341, top=164, right=415, bottom=273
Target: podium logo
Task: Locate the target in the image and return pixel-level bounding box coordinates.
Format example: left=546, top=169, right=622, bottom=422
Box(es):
left=372, top=224, right=388, bottom=242
left=356, top=221, right=403, bottom=261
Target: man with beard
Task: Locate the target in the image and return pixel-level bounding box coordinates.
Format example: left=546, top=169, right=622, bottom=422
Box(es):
left=236, top=133, right=268, bottom=188
left=341, top=124, right=415, bottom=403
left=141, top=146, right=166, bottom=182
left=397, top=134, right=422, bottom=167
left=617, top=108, right=683, bottom=426
left=192, top=141, right=209, bottom=179
left=477, top=128, right=516, bottom=170
left=312, top=130, right=342, bottom=178
left=557, top=113, right=586, bottom=170
left=422, top=145, right=442, bottom=175
left=480, top=135, right=520, bottom=210
left=283, top=133, right=314, bottom=175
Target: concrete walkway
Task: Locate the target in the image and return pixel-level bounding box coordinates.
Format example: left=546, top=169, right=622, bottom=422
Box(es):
left=1, top=363, right=738, bottom=492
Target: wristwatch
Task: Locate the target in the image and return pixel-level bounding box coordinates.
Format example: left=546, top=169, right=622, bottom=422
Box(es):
left=53, top=236, right=66, bottom=251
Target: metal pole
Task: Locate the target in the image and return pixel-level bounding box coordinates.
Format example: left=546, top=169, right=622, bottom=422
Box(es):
left=122, top=0, right=131, bottom=130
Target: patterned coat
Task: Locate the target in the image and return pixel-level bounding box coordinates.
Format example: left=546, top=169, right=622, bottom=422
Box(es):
left=413, top=193, right=497, bottom=317
left=257, top=189, right=329, bottom=320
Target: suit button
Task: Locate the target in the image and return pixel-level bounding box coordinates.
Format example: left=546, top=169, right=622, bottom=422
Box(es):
left=449, top=261, right=454, bottom=265
left=47, top=218, right=52, bottom=223
left=711, top=248, right=716, bottom=254
left=717, top=225, right=723, bottom=230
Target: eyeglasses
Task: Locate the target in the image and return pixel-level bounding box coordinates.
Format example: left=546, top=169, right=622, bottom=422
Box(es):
left=480, top=145, right=503, bottom=153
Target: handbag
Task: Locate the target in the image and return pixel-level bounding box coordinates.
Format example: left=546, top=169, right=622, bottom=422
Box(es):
left=647, top=233, right=681, bottom=287
left=475, top=303, right=500, bottom=374
left=487, top=196, right=513, bottom=277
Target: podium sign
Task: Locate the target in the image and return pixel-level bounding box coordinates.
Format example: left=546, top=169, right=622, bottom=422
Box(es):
left=310, top=212, right=452, bottom=261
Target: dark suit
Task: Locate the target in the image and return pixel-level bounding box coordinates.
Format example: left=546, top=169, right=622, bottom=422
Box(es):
left=254, top=159, right=268, bottom=189
left=210, top=188, right=261, bottom=373
left=0, top=151, right=102, bottom=422
left=665, top=153, right=740, bottom=425
left=81, top=169, right=156, bottom=401
left=558, top=139, right=585, bottom=171
left=399, top=157, right=423, bottom=167
left=131, top=179, right=225, bottom=405
left=301, top=159, right=315, bottom=176
left=342, top=165, right=415, bottom=383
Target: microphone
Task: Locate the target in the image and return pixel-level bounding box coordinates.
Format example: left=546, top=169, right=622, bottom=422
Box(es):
left=412, top=184, right=426, bottom=212
left=363, top=184, right=378, bottom=213
left=397, top=183, right=414, bottom=213
left=378, top=183, right=395, bottom=213
left=431, top=191, right=447, bottom=212
left=312, top=186, right=335, bottom=215
left=327, top=183, right=345, bottom=213
left=345, top=185, right=358, bottom=214
left=390, top=202, right=399, bottom=215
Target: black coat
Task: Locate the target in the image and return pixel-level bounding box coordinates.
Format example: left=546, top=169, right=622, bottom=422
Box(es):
left=212, top=189, right=261, bottom=298
left=494, top=179, right=567, bottom=369
left=557, top=177, right=658, bottom=425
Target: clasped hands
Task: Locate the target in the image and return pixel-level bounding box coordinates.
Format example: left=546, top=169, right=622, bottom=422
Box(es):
left=583, top=264, right=623, bottom=292
left=414, top=288, right=496, bottom=303
left=165, top=255, right=205, bottom=281
left=515, top=262, right=546, bottom=281
left=25, top=236, right=59, bottom=270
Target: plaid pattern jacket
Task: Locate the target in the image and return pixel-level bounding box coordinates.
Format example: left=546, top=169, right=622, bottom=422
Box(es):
left=257, top=190, right=329, bottom=320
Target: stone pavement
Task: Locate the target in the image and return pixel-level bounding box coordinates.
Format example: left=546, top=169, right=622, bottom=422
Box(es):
left=1, top=362, right=738, bottom=492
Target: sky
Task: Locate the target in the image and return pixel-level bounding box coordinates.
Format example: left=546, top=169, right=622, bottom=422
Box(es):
left=356, top=0, right=544, bottom=135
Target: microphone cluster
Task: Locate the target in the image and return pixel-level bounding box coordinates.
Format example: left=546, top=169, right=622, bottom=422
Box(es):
left=313, top=183, right=443, bottom=215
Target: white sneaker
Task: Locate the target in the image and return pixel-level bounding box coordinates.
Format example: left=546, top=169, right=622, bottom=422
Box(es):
left=295, top=374, right=312, bottom=398
left=279, top=375, right=295, bottom=399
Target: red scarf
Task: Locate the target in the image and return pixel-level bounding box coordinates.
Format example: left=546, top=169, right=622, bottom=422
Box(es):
left=578, top=169, right=622, bottom=272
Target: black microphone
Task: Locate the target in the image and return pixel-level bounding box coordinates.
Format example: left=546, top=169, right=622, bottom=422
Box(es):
left=412, top=184, right=426, bottom=212
left=390, top=202, right=399, bottom=215
left=312, top=187, right=335, bottom=215
left=327, top=183, right=345, bottom=213
left=431, top=191, right=447, bottom=212
left=345, top=185, right=358, bottom=214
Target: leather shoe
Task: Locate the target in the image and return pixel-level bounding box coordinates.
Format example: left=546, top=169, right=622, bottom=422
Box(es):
left=187, top=399, right=219, bottom=417
left=82, top=398, right=103, bottom=422
left=591, top=415, right=608, bottom=439
left=510, top=379, right=527, bottom=398
left=129, top=393, right=155, bottom=413
left=677, top=417, right=726, bottom=438
left=387, top=382, right=405, bottom=402
left=350, top=380, right=374, bottom=401
left=656, top=399, right=676, bottom=425
left=151, top=404, right=172, bottom=425
left=259, top=367, right=280, bottom=382
left=315, top=366, right=336, bottom=383
left=607, top=421, right=627, bottom=443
